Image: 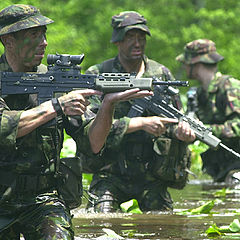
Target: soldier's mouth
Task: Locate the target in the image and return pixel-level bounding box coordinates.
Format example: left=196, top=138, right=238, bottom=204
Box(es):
left=132, top=50, right=142, bottom=56
left=35, top=50, right=45, bottom=58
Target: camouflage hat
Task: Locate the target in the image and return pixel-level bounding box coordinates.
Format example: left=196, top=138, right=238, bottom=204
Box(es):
left=0, top=4, right=54, bottom=37
left=176, top=39, right=224, bottom=64
left=111, top=11, right=151, bottom=43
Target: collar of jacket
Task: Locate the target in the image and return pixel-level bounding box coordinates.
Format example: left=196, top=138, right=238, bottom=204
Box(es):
left=114, top=54, right=148, bottom=73
left=208, top=71, right=222, bottom=93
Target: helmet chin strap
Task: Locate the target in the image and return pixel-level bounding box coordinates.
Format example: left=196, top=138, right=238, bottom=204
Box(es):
left=189, top=64, right=194, bottom=79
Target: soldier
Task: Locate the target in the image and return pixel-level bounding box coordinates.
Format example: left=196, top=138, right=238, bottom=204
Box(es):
left=176, top=39, right=240, bottom=183
left=0, top=4, right=152, bottom=239
left=80, top=11, right=195, bottom=213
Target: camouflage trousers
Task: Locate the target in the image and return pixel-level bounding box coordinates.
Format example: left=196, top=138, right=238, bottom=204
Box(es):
left=87, top=173, right=173, bottom=213
left=0, top=199, right=74, bottom=240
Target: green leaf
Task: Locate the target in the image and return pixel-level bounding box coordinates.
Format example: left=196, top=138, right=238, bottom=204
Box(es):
left=120, top=199, right=143, bottom=214
left=229, top=219, right=240, bottom=233
left=178, top=200, right=215, bottom=215
left=214, top=188, right=232, bottom=197
left=206, top=219, right=240, bottom=237
left=206, top=224, right=224, bottom=237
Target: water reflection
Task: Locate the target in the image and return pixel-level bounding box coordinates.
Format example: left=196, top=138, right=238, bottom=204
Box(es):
left=72, top=179, right=240, bottom=239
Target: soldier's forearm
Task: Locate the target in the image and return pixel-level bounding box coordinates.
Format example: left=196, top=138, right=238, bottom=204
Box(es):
left=127, top=117, right=145, bottom=134
left=17, top=100, right=57, bottom=138
left=88, top=98, right=115, bottom=154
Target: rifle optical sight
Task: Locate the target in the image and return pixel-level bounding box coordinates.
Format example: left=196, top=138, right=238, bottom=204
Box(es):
left=47, top=53, right=85, bottom=66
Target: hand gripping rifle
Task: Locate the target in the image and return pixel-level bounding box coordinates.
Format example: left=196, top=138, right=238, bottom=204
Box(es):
left=128, top=85, right=240, bottom=159
left=0, top=53, right=188, bottom=105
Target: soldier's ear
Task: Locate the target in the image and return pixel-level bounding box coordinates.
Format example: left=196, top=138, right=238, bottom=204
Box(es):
left=0, top=36, right=6, bottom=46
left=1, top=34, right=15, bottom=48
left=113, top=42, right=119, bottom=47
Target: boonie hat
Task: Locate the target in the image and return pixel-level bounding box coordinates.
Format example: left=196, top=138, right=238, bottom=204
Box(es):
left=0, top=4, right=54, bottom=36
left=176, top=39, right=224, bottom=64
left=111, top=11, right=151, bottom=43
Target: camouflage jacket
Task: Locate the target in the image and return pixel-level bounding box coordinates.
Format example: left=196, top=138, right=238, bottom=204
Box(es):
left=79, top=56, right=190, bottom=186
left=197, top=72, right=240, bottom=181
left=197, top=72, right=240, bottom=145
left=0, top=54, right=92, bottom=205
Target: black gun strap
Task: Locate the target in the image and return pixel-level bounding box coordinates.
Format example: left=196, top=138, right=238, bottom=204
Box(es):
left=53, top=116, right=63, bottom=177
left=171, top=93, right=182, bottom=110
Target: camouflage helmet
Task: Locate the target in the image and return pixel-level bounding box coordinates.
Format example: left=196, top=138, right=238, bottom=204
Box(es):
left=111, top=11, right=151, bottom=43
left=176, top=39, right=224, bottom=64
left=0, top=4, right=54, bottom=37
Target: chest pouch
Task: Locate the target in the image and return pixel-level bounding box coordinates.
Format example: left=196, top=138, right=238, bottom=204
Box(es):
left=150, top=138, right=191, bottom=189
left=56, top=157, right=83, bottom=209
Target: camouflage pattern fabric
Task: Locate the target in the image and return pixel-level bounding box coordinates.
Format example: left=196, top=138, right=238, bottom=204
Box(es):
left=111, top=11, right=151, bottom=43
left=0, top=53, right=91, bottom=238
left=176, top=39, right=224, bottom=64
left=79, top=55, right=190, bottom=212
left=88, top=173, right=173, bottom=213
left=0, top=4, right=53, bottom=36
left=196, top=72, right=240, bottom=182
left=0, top=198, right=73, bottom=239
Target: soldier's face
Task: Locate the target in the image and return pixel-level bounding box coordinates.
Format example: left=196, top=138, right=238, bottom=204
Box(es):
left=12, top=26, right=48, bottom=70
left=117, top=29, right=146, bottom=61
left=185, top=64, right=197, bottom=79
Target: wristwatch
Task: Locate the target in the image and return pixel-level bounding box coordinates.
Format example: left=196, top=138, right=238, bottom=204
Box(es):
left=51, top=98, right=64, bottom=116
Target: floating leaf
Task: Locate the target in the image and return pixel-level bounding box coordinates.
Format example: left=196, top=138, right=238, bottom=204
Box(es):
left=214, top=188, right=232, bottom=197
left=120, top=199, right=143, bottom=214
left=206, top=219, right=240, bottom=237
left=177, top=200, right=215, bottom=215
left=205, top=224, right=225, bottom=237
left=229, top=219, right=240, bottom=233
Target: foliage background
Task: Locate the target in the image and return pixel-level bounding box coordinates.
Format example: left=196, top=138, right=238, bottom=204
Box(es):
left=1, top=0, right=239, bottom=180
left=1, top=0, right=240, bottom=82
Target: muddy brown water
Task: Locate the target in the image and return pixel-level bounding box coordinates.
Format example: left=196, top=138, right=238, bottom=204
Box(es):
left=72, top=179, right=240, bottom=240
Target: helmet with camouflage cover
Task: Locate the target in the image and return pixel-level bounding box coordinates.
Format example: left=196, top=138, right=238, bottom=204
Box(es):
left=111, top=11, right=151, bottom=43
left=176, top=39, right=224, bottom=64
left=0, top=4, right=53, bottom=37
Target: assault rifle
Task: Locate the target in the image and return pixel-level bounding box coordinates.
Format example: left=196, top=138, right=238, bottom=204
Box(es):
left=0, top=53, right=188, bottom=105
left=128, top=86, right=240, bottom=159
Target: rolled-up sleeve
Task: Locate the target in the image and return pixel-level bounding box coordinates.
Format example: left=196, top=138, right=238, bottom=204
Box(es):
left=211, top=86, right=240, bottom=139
left=105, top=116, right=130, bottom=149
left=0, top=108, right=23, bottom=147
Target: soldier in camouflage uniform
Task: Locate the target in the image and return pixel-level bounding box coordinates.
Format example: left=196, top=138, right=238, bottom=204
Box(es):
left=0, top=5, right=152, bottom=239
left=80, top=11, right=196, bottom=213
left=176, top=39, right=240, bottom=183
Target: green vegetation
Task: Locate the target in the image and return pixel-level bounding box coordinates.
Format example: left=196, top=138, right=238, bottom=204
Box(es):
left=120, top=199, right=143, bottom=214
left=1, top=0, right=240, bottom=82
left=177, top=199, right=215, bottom=215
left=206, top=219, right=240, bottom=237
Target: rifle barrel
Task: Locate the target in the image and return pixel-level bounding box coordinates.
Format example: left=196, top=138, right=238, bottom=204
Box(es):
left=220, top=142, right=240, bottom=159
left=152, top=80, right=189, bottom=86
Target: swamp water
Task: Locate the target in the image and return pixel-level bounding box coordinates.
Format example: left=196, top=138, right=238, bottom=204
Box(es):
left=72, top=179, right=240, bottom=240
